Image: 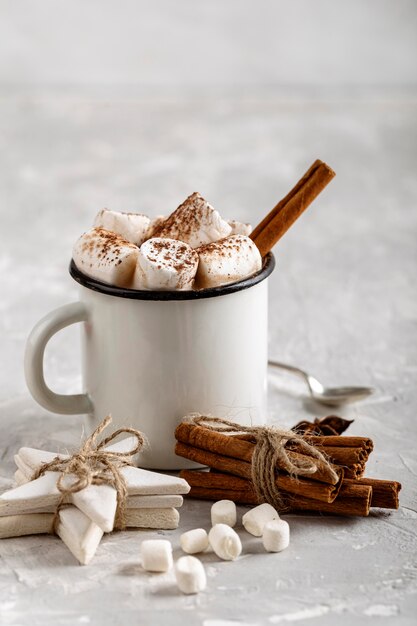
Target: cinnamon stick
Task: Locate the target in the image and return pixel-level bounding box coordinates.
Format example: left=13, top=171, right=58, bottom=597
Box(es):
left=288, top=483, right=372, bottom=517
left=180, top=469, right=249, bottom=490
left=181, top=469, right=372, bottom=517
left=231, top=430, right=372, bottom=475
left=343, top=465, right=366, bottom=480
left=175, top=442, right=343, bottom=503
left=175, top=422, right=340, bottom=485
left=289, top=436, right=372, bottom=476
left=187, top=485, right=258, bottom=505
left=250, top=159, right=335, bottom=257
left=304, top=435, right=374, bottom=453
left=319, top=446, right=368, bottom=465
left=238, top=432, right=374, bottom=453
left=344, top=478, right=401, bottom=509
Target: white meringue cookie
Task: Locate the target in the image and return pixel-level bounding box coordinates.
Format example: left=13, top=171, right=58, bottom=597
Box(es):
left=73, top=227, right=139, bottom=287
left=133, top=237, right=199, bottom=291
left=94, top=209, right=150, bottom=246
left=151, top=192, right=232, bottom=248
left=195, top=235, right=262, bottom=289
left=228, top=219, right=252, bottom=236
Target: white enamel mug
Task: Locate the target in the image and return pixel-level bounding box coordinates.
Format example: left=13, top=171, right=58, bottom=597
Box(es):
left=24, top=254, right=275, bottom=469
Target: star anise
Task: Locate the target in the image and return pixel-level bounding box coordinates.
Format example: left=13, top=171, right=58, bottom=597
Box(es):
left=292, top=415, right=354, bottom=436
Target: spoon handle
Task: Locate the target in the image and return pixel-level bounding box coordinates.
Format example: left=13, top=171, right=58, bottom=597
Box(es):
left=268, top=360, right=309, bottom=381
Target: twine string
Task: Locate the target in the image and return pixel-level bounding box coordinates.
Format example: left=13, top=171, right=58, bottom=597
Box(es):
left=33, top=415, right=146, bottom=532
left=186, top=414, right=338, bottom=509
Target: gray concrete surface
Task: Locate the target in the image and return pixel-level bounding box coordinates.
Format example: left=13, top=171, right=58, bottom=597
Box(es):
left=0, top=88, right=416, bottom=625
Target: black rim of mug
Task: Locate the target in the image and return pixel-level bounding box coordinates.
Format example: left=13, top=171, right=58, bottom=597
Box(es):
left=69, top=252, right=275, bottom=301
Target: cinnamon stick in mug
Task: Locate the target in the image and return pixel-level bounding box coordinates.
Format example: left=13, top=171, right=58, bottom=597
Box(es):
left=250, top=159, right=335, bottom=257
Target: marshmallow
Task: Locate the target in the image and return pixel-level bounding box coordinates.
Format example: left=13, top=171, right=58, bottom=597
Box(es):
left=208, top=523, right=242, bottom=561
left=133, top=237, right=199, bottom=291
left=140, top=539, right=173, bottom=572
left=211, top=500, right=237, bottom=527
left=147, top=215, right=166, bottom=239
left=228, top=220, right=252, bottom=236
left=180, top=528, right=209, bottom=554
left=94, top=209, right=150, bottom=246
left=73, top=227, right=138, bottom=288
left=195, top=235, right=262, bottom=289
left=175, top=556, right=207, bottom=594
left=262, top=519, right=290, bottom=553
left=242, top=503, right=280, bottom=537
left=152, top=192, right=232, bottom=248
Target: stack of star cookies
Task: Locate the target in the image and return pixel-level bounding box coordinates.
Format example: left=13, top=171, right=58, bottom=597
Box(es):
left=0, top=437, right=189, bottom=564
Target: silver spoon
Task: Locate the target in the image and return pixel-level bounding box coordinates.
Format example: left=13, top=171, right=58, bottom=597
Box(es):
left=268, top=360, right=375, bottom=406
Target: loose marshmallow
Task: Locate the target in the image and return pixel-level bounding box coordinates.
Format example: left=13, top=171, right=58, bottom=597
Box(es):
left=242, top=503, right=280, bottom=537
left=195, top=235, right=262, bottom=289
left=180, top=528, right=209, bottom=554
left=140, top=539, right=173, bottom=572
left=228, top=219, right=252, bottom=236
left=262, top=519, right=290, bottom=553
left=208, top=523, right=242, bottom=561
left=133, top=237, right=199, bottom=291
left=152, top=192, right=232, bottom=248
left=175, top=556, right=207, bottom=594
left=73, top=227, right=139, bottom=287
left=211, top=500, right=237, bottom=527
left=94, top=209, right=151, bottom=246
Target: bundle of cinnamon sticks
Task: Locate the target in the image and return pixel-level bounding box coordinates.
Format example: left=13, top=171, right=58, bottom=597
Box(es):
left=175, top=420, right=401, bottom=517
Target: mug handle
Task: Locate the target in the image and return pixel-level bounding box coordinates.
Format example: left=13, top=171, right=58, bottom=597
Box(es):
left=24, top=302, right=94, bottom=415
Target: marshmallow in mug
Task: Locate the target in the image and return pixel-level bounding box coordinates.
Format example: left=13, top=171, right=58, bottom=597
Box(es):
left=195, top=235, right=262, bottom=289
left=146, top=215, right=166, bottom=239
left=72, top=227, right=139, bottom=288
left=228, top=219, right=252, bottom=237
left=133, top=237, right=199, bottom=291
left=94, top=209, right=150, bottom=246
left=151, top=192, right=232, bottom=248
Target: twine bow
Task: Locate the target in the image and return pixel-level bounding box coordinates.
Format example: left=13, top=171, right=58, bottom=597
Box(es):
left=33, top=415, right=146, bottom=531
left=186, top=414, right=338, bottom=509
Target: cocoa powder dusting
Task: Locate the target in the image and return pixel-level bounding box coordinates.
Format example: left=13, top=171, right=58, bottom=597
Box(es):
left=197, top=234, right=247, bottom=256
left=144, top=238, right=198, bottom=288
left=146, top=238, right=197, bottom=271
left=80, top=228, right=137, bottom=265
left=151, top=192, right=208, bottom=242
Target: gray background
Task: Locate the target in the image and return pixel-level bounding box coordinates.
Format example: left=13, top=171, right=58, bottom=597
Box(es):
left=0, top=2, right=416, bottom=625
left=0, top=0, right=416, bottom=88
